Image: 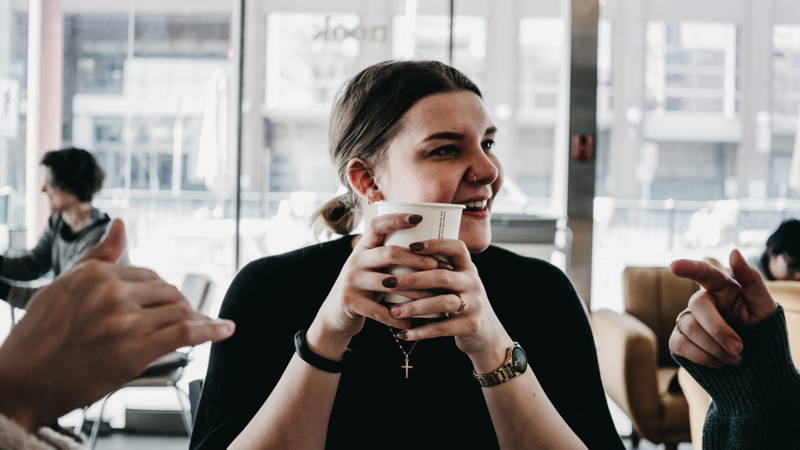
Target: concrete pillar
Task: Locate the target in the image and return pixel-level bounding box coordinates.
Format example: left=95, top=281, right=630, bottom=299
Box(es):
left=566, top=0, right=599, bottom=307
left=607, top=0, right=645, bottom=199
left=25, top=0, right=63, bottom=247
left=483, top=0, right=519, bottom=168
left=240, top=0, right=265, bottom=216
left=0, top=1, right=12, bottom=190
left=736, top=0, right=773, bottom=199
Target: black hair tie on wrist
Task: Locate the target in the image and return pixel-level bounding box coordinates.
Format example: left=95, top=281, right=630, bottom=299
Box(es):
left=294, top=329, right=350, bottom=373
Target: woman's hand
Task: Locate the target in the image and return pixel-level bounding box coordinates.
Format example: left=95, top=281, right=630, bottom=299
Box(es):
left=668, top=249, right=778, bottom=368
left=383, top=239, right=513, bottom=370
left=307, top=214, right=444, bottom=358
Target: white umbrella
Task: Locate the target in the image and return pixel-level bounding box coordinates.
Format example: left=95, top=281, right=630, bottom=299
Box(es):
left=788, top=105, right=800, bottom=193
left=196, top=68, right=231, bottom=195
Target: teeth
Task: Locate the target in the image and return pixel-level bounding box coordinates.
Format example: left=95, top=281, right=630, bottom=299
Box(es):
left=463, top=200, right=487, bottom=209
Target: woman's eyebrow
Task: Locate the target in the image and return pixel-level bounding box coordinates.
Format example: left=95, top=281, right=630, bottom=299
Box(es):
left=422, top=126, right=498, bottom=142
left=423, top=131, right=464, bottom=142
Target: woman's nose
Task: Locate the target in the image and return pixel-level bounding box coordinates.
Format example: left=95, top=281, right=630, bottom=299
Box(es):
left=466, top=149, right=498, bottom=184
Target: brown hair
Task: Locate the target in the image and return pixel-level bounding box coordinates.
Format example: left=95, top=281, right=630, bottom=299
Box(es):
left=313, top=60, right=482, bottom=236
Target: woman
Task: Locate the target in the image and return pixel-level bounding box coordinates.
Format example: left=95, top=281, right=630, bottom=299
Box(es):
left=0, top=147, right=127, bottom=309
left=191, top=61, right=623, bottom=449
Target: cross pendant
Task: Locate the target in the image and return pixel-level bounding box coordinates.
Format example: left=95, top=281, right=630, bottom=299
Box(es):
left=401, top=356, right=413, bottom=379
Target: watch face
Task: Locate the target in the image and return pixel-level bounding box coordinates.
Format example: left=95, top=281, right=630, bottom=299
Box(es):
left=511, top=346, right=528, bottom=373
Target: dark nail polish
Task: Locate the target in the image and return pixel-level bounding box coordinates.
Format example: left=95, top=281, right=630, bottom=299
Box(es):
left=382, top=276, right=398, bottom=288
left=409, top=242, right=424, bottom=252
left=407, top=214, right=423, bottom=224
left=395, top=331, right=408, bottom=340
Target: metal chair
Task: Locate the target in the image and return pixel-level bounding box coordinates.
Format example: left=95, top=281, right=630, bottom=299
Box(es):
left=188, top=378, right=204, bottom=427
left=79, top=273, right=214, bottom=449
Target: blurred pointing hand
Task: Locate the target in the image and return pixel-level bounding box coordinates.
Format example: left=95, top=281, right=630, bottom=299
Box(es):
left=0, top=218, right=235, bottom=430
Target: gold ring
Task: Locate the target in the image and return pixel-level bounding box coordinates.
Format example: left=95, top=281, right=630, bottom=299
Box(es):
left=454, top=295, right=468, bottom=316
left=675, top=309, right=692, bottom=329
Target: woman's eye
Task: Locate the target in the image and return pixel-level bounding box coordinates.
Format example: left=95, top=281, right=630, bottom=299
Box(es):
left=481, top=139, right=495, bottom=151
left=429, top=145, right=459, bottom=157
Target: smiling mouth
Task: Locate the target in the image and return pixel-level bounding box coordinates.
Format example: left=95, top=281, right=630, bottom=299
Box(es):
left=461, top=199, right=488, bottom=213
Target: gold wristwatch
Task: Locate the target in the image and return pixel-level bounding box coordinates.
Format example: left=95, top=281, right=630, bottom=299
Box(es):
left=473, top=342, right=528, bottom=388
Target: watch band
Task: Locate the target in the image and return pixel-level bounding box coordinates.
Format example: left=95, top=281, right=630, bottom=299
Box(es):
left=294, top=329, right=350, bottom=373
left=473, top=342, right=524, bottom=388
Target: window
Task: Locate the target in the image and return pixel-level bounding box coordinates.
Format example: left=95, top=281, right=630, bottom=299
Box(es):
left=646, top=22, right=739, bottom=116
left=0, top=4, right=27, bottom=231
left=593, top=0, right=800, bottom=314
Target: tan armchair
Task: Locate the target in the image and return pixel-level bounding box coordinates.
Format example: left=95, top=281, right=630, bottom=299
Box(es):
left=678, top=281, right=800, bottom=449
left=592, top=267, right=694, bottom=449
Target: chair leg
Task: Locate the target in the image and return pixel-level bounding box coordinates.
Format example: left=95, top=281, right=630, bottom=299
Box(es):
left=630, top=431, right=641, bottom=448
left=173, top=385, right=193, bottom=435
left=77, top=406, right=89, bottom=437
left=88, top=392, right=115, bottom=450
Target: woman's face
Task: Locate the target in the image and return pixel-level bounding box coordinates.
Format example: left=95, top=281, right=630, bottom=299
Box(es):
left=371, top=90, right=502, bottom=252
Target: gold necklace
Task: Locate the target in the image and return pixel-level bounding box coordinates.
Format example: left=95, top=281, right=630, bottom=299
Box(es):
left=387, top=319, right=430, bottom=379
left=389, top=331, right=419, bottom=379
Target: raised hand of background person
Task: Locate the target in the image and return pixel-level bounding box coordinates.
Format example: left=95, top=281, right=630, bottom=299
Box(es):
left=0, top=218, right=235, bottom=431
left=669, top=249, right=778, bottom=367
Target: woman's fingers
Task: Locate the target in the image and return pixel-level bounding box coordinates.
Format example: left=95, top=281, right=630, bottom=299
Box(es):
left=397, top=315, right=479, bottom=341
left=389, top=293, right=462, bottom=319
left=407, top=239, right=471, bottom=270
left=346, top=295, right=413, bottom=330
left=676, top=309, right=741, bottom=365
left=358, top=214, right=423, bottom=250
left=668, top=326, right=725, bottom=368
left=355, top=245, right=441, bottom=271
left=388, top=269, right=470, bottom=292
left=687, top=291, right=744, bottom=355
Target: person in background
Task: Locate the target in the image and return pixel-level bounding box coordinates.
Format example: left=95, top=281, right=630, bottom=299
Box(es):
left=0, top=147, right=128, bottom=309
left=0, top=219, right=235, bottom=449
left=669, top=250, right=800, bottom=449
left=749, top=219, right=800, bottom=281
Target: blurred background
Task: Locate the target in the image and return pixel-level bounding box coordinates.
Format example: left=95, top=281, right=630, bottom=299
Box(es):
left=1, top=0, right=799, bottom=448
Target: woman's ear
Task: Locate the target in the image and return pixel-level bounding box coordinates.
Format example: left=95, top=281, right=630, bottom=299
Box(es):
left=346, top=158, right=383, bottom=203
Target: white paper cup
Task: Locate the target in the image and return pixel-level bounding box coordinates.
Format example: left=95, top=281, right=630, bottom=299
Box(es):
left=375, top=201, right=465, bottom=318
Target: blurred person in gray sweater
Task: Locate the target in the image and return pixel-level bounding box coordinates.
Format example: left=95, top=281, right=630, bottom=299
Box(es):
left=0, top=147, right=128, bottom=309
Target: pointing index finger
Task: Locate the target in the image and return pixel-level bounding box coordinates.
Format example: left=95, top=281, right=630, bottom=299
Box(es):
left=670, top=259, right=741, bottom=299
